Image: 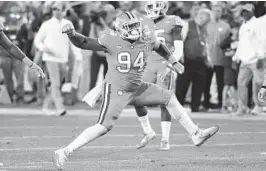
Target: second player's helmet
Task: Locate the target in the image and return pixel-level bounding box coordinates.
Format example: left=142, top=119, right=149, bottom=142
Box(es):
left=145, top=1, right=169, bottom=19
left=114, top=12, right=142, bottom=41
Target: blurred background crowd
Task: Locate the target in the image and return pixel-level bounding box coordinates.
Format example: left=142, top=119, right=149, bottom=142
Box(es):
left=0, top=1, right=266, bottom=116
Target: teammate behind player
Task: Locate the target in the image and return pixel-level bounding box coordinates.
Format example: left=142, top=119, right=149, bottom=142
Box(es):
left=0, top=22, right=45, bottom=78
left=135, top=1, right=184, bottom=151
left=53, top=12, right=219, bottom=170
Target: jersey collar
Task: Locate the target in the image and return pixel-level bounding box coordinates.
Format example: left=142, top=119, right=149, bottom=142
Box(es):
left=154, top=15, right=165, bottom=24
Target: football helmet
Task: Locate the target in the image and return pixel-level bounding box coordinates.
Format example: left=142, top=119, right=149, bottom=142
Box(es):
left=114, top=12, right=142, bottom=40
left=145, top=1, right=169, bottom=19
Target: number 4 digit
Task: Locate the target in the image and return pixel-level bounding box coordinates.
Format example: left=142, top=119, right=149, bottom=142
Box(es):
left=133, top=51, right=145, bottom=72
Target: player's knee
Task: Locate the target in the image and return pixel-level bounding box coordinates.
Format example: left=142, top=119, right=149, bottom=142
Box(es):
left=135, top=106, right=148, bottom=117
left=101, top=122, right=114, bottom=131
left=101, top=116, right=119, bottom=131
left=160, top=105, right=171, bottom=121
left=166, top=93, right=175, bottom=105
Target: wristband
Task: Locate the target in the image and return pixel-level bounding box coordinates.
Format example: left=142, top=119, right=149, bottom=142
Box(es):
left=22, top=57, right=33, bottom=67
left=172, top=62, right=177, bottom=66
left=168, top=56, right=178, bottom=65
left=261, top=86, right=266, bottom=89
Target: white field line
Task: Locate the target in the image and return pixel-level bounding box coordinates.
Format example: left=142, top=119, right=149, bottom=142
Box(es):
left=2, top=108, right=266, bottom=120
left=0, top=123, right=230, bottom=129
left=0, top=142, right=265, bottom=152
left=0, top=165, right=42, bottom=169
left=1, top=131, right=266, bottom=140
left=1, top=156, right=265, bottom=169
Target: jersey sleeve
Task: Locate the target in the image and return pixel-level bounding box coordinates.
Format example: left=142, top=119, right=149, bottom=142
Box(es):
left=98, top=29, right=110, bottom=47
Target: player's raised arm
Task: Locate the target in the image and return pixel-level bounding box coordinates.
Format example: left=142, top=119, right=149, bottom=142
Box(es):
left=62, top=22, right=106, bottom=51
left=0, top=22, right=45, bottom=78
left=153, top=40, right=184, bottom=74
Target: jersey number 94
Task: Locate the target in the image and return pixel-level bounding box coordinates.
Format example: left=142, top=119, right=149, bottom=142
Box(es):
left=117, top=51, right=145, bottom=73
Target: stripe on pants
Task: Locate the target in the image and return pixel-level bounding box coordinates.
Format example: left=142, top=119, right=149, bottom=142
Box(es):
left=168, top=70, right=174, bottom=90
left=97, top=83, right=111, bottom=124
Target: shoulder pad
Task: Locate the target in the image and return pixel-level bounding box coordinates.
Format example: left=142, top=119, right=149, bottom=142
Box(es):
left=100, top=29, right=117, bottom=37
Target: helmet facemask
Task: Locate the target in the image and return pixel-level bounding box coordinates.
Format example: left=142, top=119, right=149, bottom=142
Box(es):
left=145, top=1, right=168, bottom=19
left=115, top=18, right=142, bottom=41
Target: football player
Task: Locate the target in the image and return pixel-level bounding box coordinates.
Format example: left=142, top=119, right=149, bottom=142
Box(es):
left=0, top=22, right=45, bottom=78
left=135, top=1, right=184, bottom=151
left=53, top=12, right=219, bottom=170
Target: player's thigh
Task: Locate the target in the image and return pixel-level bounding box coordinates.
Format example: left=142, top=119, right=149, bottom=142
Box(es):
left=130, top=82, right=172, bottom=106
left=142, top=62, right=159, bottom=83
left=97, top=83, right=131, bottom=129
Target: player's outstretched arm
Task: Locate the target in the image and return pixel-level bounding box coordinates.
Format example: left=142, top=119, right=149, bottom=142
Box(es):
left=0, top=23, right=45, bottom=78
left=62, top=23, right=106, bottom=51
left=154, top=42, right=184, bottom=74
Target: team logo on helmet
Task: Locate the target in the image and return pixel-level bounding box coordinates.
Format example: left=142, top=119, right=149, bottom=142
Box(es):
left=114, top=12, right=142, bottom=40
left=141, top=25, right=152, bottom=42
left=145, top=1, right=169, bottom=19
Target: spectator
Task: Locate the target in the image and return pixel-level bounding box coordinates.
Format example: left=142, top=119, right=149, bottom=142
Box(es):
left=176, top=8, right=212, bottom=112
left=17, top=11, right=43, bottom=104
left=132, top=1, right=146, bottom=17
left=34, top=2, right=82, bottom=116
left=0, top=41, right=25, bottom=104
left=117, top=1, right=134, bottom=13
left=0, top=27, right=26, bottom=104
left=204, top=4, right=231, bottom=109
left=28, top=8, right=52, bottom=105
left=232, top=4, right=265, bottom=116
left=220, top=27, right=239, bottom=112
left=189, top=5, right=201, bottom=20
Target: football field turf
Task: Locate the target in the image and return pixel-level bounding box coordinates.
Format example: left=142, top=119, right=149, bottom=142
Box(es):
left=1, top=108, right=266, bottom=171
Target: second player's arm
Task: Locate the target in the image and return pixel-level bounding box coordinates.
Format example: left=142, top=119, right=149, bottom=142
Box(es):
left=68, top=32, right=106, bottom=51
left=0, top=27, right=45, bottom=78
left=0, top=31, right=27, bottom=61
left=0, top=30, right=38, bottom=68
left=153, top=41, right=184, bottom=74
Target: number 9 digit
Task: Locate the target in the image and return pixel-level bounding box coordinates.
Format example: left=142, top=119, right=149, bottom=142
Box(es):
left=117, top=52, right=131, bottom=73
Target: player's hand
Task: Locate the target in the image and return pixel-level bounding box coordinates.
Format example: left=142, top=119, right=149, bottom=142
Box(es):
left=258, top=87, right=266, bottom=103
left=232, top=55, right=240, bottom=63
left=30, top=63, right=45, bottom=78
left=172, top=62, right=184, bottom=74
left=62, top=22, right=76, bottom=37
